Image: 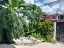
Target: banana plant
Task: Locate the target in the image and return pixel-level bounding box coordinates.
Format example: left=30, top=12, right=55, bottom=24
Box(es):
left=0, top=0, right=25, bottom=43
left=19, top=3, right=43, bottom=35
left=0, top=0, right=43, bottom=43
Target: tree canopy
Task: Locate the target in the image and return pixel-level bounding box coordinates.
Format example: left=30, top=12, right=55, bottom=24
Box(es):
left=0, top=0, right=54, bottom=43
left=0, top=0, right=43, bottom=43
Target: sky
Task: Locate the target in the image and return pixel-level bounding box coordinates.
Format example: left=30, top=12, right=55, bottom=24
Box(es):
left=24, top=0, right=64, bottom=14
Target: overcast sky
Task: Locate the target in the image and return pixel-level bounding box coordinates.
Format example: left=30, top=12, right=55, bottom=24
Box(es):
left=24, top=0, right=64, bottom=14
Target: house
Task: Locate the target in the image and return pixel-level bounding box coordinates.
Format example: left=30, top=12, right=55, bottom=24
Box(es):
left=40, top=14, right=64, bottom=42
left=40, top=14, right=60, bottom=22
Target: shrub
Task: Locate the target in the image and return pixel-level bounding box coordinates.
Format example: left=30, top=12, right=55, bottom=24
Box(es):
left=37, top=20, right=54, bottom=42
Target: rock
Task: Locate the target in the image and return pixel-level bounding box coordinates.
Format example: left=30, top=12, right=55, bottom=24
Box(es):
left=13, top=36, right=42, bottom=45
left=13, top=39, right=22, bottom=45
left=22, top=39, right=32, bottom=43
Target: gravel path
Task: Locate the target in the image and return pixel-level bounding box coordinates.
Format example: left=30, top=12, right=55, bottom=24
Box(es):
left=0, top=42, right=64, bottom=48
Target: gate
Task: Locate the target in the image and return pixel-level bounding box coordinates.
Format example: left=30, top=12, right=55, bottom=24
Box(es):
left=56, top=22, right=64, bottom=42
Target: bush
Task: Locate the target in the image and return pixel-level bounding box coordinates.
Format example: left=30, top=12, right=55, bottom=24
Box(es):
left=32, top=32, right=42, bottom=39
left=37, top=20, right=54, bottom=42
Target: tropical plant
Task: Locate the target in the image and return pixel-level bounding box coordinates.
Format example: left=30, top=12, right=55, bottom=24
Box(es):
left=0, top=0, right=25, bottom=43
left=0, top=0, right=54, bottom=43
left=38, top=20, right=54, bottom=42
left=0, top=0, right=43, bottom=43
left=18, top=3, right=43, bottom=36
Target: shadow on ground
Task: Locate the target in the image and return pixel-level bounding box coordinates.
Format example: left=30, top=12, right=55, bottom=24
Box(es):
left=0, top=44, right=16, bottom=48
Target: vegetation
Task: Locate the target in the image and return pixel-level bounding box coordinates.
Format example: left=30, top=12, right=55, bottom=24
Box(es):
left=0, top=0, right=25, bottom=43
left=0, top=0, right=54, bottom=43
left=32, top=20, right=54, bottom=43
left=60, top=14, right=64, bottom=20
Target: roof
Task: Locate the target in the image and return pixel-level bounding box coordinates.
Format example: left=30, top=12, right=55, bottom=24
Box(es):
left=40, top=14, right=60, bottom=22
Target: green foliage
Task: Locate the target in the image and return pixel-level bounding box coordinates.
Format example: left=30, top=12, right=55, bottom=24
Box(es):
left=38, top=20, right=53, bottom=34
left=0, top=0, right=8, bottom=4
left=18, top=2, right=54, bottom=43
left=36, top=20, right=54, bottom=42
left=0, top=0, right=54, bottom=43
left=60, top=14, right=64, bottom=20
left=0, top=0, right=25, bottom=43
left=32, top=32, right=43, bottom=40
left=0, top=8, right=23, bottom=43
left=18, top=3, right=43, bottom=36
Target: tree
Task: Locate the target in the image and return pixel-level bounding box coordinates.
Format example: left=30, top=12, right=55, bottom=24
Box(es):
left=0, top=0, right=25, bottom=43
left=15, top=2, right=43, bottom=36
left=38, top=20, right=54, bottom=42
left=0, top=0, right=43, bottom=43
left=60, top=14, right=64, bottom=20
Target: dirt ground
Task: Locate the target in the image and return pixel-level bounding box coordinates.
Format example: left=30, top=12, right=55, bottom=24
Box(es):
left=0, top=42, right=64, bottom=48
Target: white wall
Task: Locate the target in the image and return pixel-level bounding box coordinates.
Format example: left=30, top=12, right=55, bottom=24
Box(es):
left=53, top=22, right=56, bottom=41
